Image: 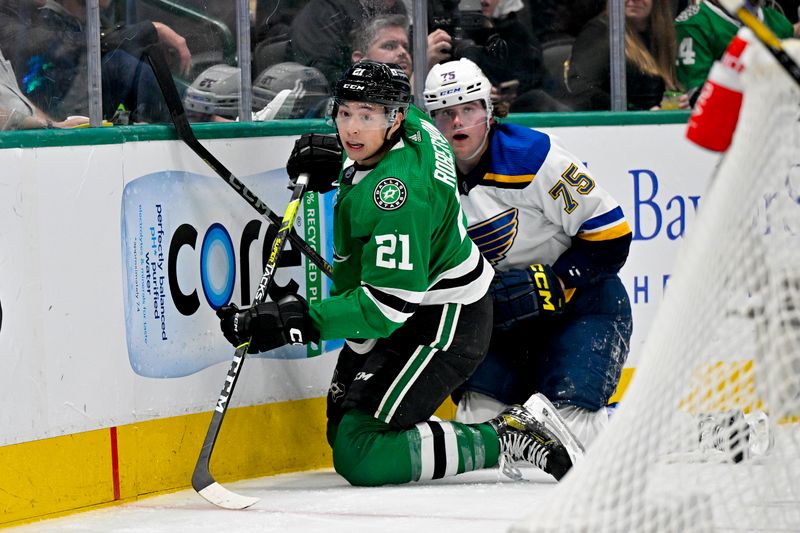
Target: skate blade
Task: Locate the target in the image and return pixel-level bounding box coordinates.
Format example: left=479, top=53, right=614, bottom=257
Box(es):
left=523, top=393, right=586, bottom=465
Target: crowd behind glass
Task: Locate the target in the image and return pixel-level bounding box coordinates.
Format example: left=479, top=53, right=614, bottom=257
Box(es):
left=0, top=0, right=798, bottom=130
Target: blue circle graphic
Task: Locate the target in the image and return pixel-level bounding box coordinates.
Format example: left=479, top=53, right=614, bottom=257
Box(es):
left=200, top=223, right=235, bottom=309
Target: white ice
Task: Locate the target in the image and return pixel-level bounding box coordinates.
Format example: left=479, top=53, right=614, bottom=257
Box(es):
left=9, top=467, right=556, bottom=532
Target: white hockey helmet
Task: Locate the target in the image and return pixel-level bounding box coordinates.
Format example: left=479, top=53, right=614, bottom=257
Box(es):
left=184, top=64, right=242, bottom=118
left=423, top=58, right=493, bottom=115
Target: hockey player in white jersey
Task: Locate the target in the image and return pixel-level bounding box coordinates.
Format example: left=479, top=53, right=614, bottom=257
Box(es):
left=425, top=59, right=633, bottom=447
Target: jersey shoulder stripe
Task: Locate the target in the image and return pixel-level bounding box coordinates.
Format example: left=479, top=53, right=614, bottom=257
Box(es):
left=479, top=123, right=550, bottom=189
left=482, top=172, right=535, bottom=185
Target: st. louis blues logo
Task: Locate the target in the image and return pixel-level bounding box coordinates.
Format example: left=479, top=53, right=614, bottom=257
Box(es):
left=467, top=208, right=519, bottom=265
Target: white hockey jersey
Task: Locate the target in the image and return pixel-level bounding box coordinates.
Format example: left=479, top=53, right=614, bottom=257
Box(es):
left=459, top=123, right=631, bottom=288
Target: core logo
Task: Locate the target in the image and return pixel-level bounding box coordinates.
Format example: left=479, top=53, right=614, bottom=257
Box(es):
left=169, top=219, right=300, bottom=316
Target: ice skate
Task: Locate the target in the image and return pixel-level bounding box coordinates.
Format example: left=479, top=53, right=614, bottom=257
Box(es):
left=523, top=393, right=586, bottom=465
left=698, top=409, right=773, bottom=463
left=488, top=404, right=573, bottom=481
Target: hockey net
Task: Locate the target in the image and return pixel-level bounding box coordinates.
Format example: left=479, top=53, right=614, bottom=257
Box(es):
left=513, top=41, right=800, bottom=532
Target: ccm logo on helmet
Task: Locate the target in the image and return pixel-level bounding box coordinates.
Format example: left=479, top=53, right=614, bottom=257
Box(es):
left=343, top=83, right=365, bottom=90
left=439, top=87, right=462, bottom=96
left=289, top=328, right=304, bottom=344
left=530, top=264, right=556, bottom=311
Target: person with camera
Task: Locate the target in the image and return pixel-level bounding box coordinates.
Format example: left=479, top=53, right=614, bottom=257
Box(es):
left=350, top=14, right=452, bottom=85
left=424, top=58, right=633, bottom=447
left=217, top=59, right=581, bottom=486
left=429, top=0, right=567, bottom=112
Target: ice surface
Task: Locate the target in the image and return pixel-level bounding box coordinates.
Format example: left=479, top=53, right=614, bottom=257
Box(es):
left=9, top=467, right=557, bottom=532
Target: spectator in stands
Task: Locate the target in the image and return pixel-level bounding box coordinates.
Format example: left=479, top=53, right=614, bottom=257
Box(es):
left=430, top=0, right=546, bottom=104
left=349, top=14, right=451, bottom=87
left=288, top=0, right=407, bottom=86
left=428, top=0, right=570, bottom=112
left=1, top=44, right=87, bottom=130
left=527, top=0, right=605, bottom=43
left=566, top=0, right=683, bottom=110
left=675, top=0, right=794, bottom=106
left=0, top=0, right=191, bottom=123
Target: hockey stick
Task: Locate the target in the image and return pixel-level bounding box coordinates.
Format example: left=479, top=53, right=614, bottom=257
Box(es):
left=719, top=0, right=800, bottom=86
left=143, top=48, right=333, bottom=279
left=191, top=174, right=309, bottom=509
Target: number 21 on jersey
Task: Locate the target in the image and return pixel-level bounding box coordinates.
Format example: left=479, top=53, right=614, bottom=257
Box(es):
left=375, top=234, right=414, bottom=270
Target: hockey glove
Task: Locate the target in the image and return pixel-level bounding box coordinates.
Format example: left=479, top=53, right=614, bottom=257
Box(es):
left=286, top=133, right=343, bottom=193
left=490, top=264, right=565, bottom=330
left=217, top=294, right=319, bottom=353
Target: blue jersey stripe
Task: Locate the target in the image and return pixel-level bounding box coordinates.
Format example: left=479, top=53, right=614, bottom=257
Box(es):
left=579, top=206, right=625, bottom=232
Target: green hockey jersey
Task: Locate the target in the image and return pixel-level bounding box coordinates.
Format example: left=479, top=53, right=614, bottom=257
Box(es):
left=309, top=105, right=493, bottom=341
left=675, top=2, right=794, bottom=92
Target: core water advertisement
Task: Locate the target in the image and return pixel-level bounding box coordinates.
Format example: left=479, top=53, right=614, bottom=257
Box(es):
left=119, top=168, right=339, bottom=378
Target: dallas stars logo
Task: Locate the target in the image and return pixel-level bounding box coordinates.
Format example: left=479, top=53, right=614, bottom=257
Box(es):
left=373, top=177, right=407, bottom=211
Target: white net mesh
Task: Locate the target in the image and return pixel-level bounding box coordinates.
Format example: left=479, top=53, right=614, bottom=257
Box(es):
left=512, top=40, right=800, bottom=533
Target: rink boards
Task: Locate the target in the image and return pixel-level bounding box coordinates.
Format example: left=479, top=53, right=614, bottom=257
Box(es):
left=0, top=113, right=721, bottom=526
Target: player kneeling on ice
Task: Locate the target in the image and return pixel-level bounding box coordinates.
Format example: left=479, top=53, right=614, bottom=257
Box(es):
left=218, top=59, right=579, bottom=485
left=425, top=59, right=633, bottom=448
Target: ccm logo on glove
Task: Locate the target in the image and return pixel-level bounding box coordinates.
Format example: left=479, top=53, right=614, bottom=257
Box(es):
left=530, top=264, right=558, bottom=311
left=217, top=294, right=319, bottom=353
left=490, top=264, right=565, bottom=330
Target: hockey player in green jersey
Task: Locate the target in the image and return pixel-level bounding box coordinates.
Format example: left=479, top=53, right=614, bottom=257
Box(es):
left=217, top=60, right=581, bottom=486
left=676, top=0, right=793, bottom=104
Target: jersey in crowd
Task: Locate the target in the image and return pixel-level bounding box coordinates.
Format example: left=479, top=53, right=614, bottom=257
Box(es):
left=675, top=1, right=794, bottom=92
left=309, top=104, right=494, bottom=342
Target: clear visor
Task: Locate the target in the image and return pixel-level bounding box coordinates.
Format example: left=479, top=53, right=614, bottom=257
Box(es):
left=431, top=102, right=489, bottom=134
left=333, top=102, right=395, bottom=131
